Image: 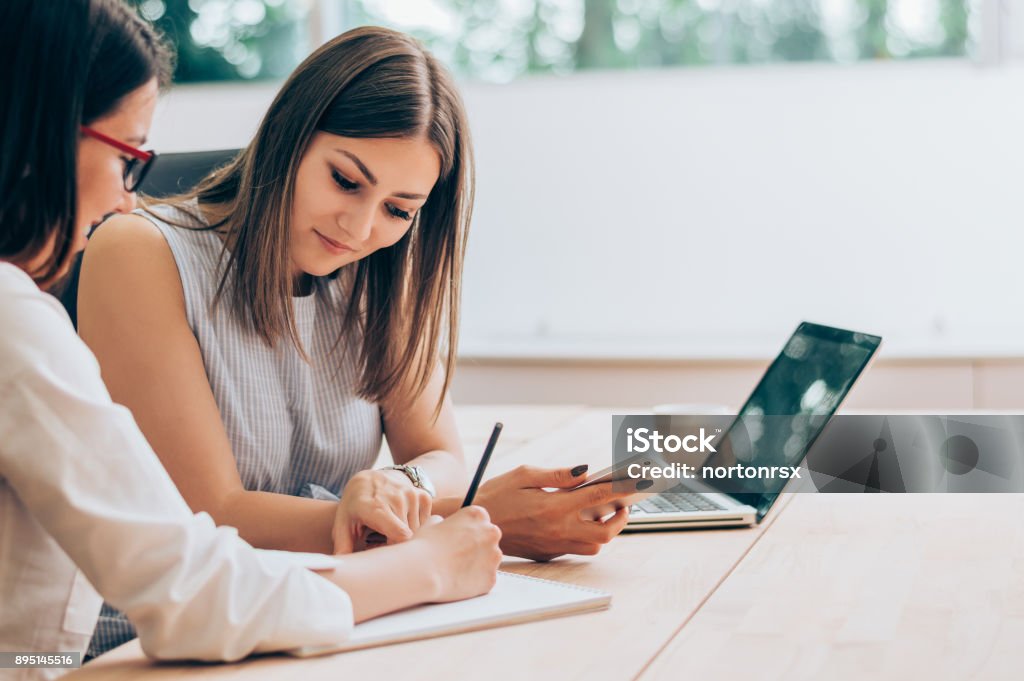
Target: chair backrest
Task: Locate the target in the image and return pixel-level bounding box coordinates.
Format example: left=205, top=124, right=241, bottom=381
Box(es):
left=140, top=148, right=240, bottom=200
left=59, top=149, right=240, bottom=327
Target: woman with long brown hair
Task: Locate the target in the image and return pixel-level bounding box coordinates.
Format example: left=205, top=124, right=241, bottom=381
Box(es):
left=78, top=25, right=631, bottom=657
left=0, top=2, right=502, bottom=676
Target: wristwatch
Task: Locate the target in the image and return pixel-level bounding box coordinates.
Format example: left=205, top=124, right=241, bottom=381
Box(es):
left=382, top=464, right=437, bottom=498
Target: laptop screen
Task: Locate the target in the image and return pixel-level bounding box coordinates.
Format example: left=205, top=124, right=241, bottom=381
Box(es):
left=703, top=322, right=881, bottom=520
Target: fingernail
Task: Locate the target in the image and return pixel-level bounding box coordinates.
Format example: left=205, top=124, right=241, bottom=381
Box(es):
left=571, top=464, right=589, bottom=477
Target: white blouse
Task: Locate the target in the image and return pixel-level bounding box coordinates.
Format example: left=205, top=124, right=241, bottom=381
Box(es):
left=0, top=263, right=353, bottom=680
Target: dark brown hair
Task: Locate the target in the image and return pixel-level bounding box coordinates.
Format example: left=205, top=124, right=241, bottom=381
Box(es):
left=0, top=0, right=172, bottom=288
left=171, top=26, right=474, bottom=414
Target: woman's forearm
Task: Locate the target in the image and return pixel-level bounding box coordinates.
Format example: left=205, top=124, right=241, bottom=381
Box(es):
left=398, top=448, right=470, bottom=498
left=318, top=540, right=440, bottom=622
left=430, top=495, right=462, bottom=517
left=211, top=448, right=470, bottom=554
left=217, top=490, right=337, bottom=553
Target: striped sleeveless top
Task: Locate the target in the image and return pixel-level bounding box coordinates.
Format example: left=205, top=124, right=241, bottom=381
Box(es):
left=88, top=201, right=382, bottom=657
left=146, top=201, right=383, bottom=495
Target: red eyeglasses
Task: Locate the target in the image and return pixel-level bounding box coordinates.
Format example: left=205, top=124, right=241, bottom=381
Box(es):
left=80, top=125, right=158, bottom=193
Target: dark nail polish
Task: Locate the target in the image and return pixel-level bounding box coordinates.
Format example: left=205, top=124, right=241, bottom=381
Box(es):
left=571, top=464, right=589, bottom=477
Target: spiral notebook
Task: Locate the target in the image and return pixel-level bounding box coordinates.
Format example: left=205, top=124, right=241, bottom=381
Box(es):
left=291, top=571, right=611, bottom=657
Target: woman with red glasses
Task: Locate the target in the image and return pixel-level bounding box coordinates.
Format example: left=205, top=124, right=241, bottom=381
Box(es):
left=80, top=126, right=158, bottom=194
left=0, top=1, right=501, bottom=677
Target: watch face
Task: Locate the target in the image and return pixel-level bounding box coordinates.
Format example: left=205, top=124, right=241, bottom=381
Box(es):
left=409, top=466, right=437, bottom=497
left=384, top=464, right=436, bottom=497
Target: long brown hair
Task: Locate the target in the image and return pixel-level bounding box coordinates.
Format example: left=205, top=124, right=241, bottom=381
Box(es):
left=169, top=26, right=473, bottom=414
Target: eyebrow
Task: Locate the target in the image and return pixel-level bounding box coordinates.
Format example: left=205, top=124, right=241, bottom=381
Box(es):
left=126, top=135, right=147, bottom=145
left=334, top=148, right=428, bottom=200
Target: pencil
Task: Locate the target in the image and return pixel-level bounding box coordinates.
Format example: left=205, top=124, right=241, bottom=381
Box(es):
left=461, top=422, right=503, bottom=507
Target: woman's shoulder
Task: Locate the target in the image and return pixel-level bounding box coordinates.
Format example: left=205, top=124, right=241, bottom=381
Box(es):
left=0, top=263, right=99, bottom=387
left=0, top=263, right=59, bottom=341
left=84, top=200, right=218, bottom=282
left=78, top=211, right=188, bottom=324
left=83, top=211, right=176, bottom=273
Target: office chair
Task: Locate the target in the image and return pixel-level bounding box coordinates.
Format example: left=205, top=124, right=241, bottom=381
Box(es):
left=58, top=148, right=239, bottom=327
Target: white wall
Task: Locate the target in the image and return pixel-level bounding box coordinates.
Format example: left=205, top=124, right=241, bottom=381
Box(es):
left=148, top=59, right=1024, bottom=361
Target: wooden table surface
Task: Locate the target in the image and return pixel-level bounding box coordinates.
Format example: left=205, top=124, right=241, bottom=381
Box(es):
left=66, top=406, right=1023, bottom=681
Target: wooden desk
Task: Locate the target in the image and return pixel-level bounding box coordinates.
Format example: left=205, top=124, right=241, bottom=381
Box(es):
left=66, top=407, right=1022, bottom=680
left=638, top=493, right=1024, bottom=681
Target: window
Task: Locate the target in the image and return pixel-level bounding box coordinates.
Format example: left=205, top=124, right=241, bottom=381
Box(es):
left=137, top=0, right=981, bottom=84
left=131, top=0, right=312, bottom=82
left=350, top=0, right=977, bottom=82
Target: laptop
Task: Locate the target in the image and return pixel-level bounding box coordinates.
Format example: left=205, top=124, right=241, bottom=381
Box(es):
left=581, top=322, right=881, bottom=530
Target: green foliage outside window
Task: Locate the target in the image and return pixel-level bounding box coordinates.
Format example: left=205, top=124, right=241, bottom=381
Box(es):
left=131, top=0, right=975, bottom=84
left=130, top=0, right=310, bottom=82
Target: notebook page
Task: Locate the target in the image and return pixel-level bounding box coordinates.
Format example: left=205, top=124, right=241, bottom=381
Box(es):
left=292, top=571, right=611, bottom=657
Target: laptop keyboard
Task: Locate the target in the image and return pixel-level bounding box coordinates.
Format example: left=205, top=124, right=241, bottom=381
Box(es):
left=633, top=492, right=727, bottom=514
